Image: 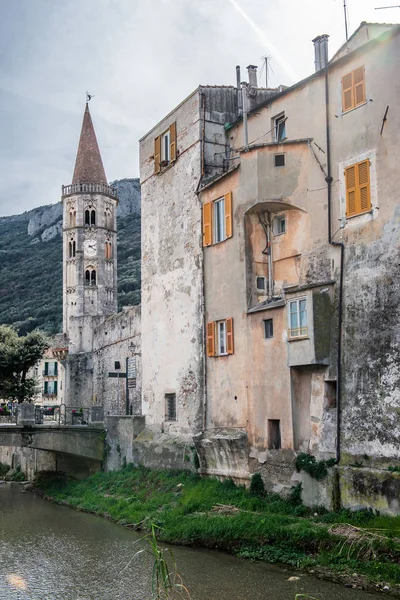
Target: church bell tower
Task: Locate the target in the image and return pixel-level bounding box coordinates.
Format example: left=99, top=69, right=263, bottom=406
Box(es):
left=62, top=103, right=118, bottom=354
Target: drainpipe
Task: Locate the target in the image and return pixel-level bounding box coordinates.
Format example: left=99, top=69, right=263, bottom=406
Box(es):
left=241, top=82, right=249, bottom=149
left=267, top=213, right=273, bottom=298
left=324, top=42, right=344, bottom=465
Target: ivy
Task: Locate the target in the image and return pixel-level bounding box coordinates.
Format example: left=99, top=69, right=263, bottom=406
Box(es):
left=295, top=453, right=336, bottom=481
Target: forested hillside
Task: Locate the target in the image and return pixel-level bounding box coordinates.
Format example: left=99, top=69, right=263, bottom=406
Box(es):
left=0, top=179, right=141, bottom=335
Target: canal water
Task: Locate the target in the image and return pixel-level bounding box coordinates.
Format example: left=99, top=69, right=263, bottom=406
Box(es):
left=0, top=482, right=384, bottom=600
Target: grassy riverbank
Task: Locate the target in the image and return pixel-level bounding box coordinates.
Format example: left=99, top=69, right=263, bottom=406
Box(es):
left=35, top=465, right=400, bottom=593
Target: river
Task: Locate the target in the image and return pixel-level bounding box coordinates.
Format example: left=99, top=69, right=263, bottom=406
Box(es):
left=0, top=482, right=384, bottom=600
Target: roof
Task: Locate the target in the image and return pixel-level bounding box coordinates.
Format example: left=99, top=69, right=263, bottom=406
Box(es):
left=72, top=103, right=107, bottom=184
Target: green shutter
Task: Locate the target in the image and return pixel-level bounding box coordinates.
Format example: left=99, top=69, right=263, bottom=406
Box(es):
left=44, top=362, right=49, bottom=375
left=54, top=381, right=58, bottom=395
left=54, top=362, right=58, bottom=375
left=44, top=381, right=48, bottom=394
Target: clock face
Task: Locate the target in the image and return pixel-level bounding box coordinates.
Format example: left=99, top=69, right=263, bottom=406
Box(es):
left=84, top=239, right=97, bottom=257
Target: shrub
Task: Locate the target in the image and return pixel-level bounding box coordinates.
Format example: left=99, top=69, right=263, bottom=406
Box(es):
left=250, top=473, right=265, bottom=496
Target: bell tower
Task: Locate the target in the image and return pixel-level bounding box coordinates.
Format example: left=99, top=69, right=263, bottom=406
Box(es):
left=62, top=103, right=118, bottom=354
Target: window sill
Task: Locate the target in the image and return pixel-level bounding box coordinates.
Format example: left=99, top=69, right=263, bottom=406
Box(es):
left=287, top=335, right=309, bottom=342
left=156, top=160, right=176, bottom=175
left=345, top=208, right=373, bottom=220
left=341, top=101, right=367, bottom=116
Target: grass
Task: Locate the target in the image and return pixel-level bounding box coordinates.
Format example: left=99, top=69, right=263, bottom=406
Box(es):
left=34, top=465, right=400, bottom=590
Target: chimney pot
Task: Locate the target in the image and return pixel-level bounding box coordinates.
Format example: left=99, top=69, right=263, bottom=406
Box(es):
left=247, top=64, right=258, bottom=88
left=312, top=34, right=329, bottom=72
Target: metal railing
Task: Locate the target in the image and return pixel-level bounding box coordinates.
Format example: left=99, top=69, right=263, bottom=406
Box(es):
left=62, top=182, right=118, bottom=200
left=0, top=404, right=103, bottom=426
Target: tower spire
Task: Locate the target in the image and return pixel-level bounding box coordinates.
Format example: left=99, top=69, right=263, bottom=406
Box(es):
left=72, top=103, right=107, bottom=185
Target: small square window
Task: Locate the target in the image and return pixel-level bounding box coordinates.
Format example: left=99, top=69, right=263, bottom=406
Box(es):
left=273, top=215, right=286, bottom=235
left=274, top=154, right=285, bottom=167
left=274, top=114, right=286, bottom=142
left=264, top=319, right=273, bottom=339
left=165, top=393, right=176, bottom=421
left=268, top=419, right=281, bottom=449
left=256, top=276, right=266, bottom=291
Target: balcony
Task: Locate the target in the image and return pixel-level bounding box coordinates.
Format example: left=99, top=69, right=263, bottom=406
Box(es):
left=62, top=182, right=118, bottom=201
left=42, top=370, right=57, bottom=377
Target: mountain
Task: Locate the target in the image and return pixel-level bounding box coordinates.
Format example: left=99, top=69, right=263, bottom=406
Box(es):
left=0, top=178, right=141, bottom=335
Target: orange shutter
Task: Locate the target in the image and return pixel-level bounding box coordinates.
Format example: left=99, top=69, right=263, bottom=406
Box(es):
left=224, top=192, right=232, bottom=239
left=207, top=322, right=215, bottom=357
left=345, top=165, right=357, bottom=216
left=354, top=66, right=365, bottom=107
left=203, top=202, right=212, bottom=247
left=342, top=72, right=353, bottom=112
left=226, top=318, right=234, bottom=355
left=170, top=122, right=177, bottom=162
left=357, top=160, right=371, bottom=212
left=154, top=135, right=161, bottom=173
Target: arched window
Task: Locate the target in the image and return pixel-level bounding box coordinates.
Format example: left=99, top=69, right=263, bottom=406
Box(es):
left=104, top=207, right=112, bottom=229
left=72, top=241, right=76, bottom=257
left=69, top=211, right=76, bottom=227
left=91, top=269, right=97, bottom=285
left=85, top=210, right=90, bottom=226
left=91, top=210, right=96, bottom=226
left=69, top=242, right=72, bottom=258
left=105, top=241, right=112, bottom=259
left=85, top=270, right=90, bottom=284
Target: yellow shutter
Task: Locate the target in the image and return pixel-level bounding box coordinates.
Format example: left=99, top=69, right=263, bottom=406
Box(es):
left=203, top=202, right=212, bottom=247
left=226, top=318, right=234, bottom=354
left=170, top=122, right=177, bottom=162
left=357, top=160, right=371, bottom=212
left=207, top=322, right=215, bottom=357
left=345, top=165, right=357, bottom=216
left=154, top=135, right=161, bottom=173
left=224, top=192, right=233, bottom=239
left=354, top=66, right=365, bottom=107
left=342, top=72, right=353, bottom=112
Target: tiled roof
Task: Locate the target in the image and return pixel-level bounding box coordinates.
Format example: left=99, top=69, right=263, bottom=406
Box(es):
left=72, top=103, right=107, bottom=184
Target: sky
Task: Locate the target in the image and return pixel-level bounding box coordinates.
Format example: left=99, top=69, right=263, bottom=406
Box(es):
left=0, top=0, right=398, bottom=216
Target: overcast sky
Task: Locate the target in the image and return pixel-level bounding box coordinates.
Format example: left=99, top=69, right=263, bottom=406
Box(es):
left=0, top=0, right=398, bottom=216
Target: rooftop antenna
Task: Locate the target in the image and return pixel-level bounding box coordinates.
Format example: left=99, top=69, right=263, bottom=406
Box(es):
left=260, top=55, right=272, bottom=88
left=375, top=5, right=400, bottom=8
left=344, top=0, right=349, bottom=41
left=86, top=91, right=95, bottom=102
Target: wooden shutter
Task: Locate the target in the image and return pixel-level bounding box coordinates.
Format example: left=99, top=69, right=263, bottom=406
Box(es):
left=358, top=160, right=371, bottom=212
left=345, top=165, right=357, bottom=216
left=224, top=192, right=233, bottom=239
left=203, top=202, right=212, bottom=247
left=342, top=72, right=353, bottom=112
left=226, top=318, right=234, bottom=355
left=207, top=322, right=215, bottom=357
left=170, top=122, right=177, bottom=162
left=354, top=66, right=365, bottom=107
left=154, top=135, right=161, bottom=173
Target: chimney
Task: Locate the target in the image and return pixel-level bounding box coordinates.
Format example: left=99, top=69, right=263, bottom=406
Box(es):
left=236, top=65, right=241, bottom=89
left=247, top=64, right=258, bottom=87
left=312, top=34, right=329, bottom=72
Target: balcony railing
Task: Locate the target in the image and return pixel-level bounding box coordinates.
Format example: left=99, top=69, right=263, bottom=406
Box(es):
left=62, top=182, right=118, bottom=200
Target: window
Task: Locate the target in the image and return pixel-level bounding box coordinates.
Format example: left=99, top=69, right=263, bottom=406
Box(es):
left=91, top=210, right=96, bottom=226
left=165, top=393, right=176, bottom=421
left=273, top=215, right=286, bottom=235
left=69, top=211, right=76, bottom=227
left=274, top=113, right=286, bottom=142
left=104, top=208, right=112, bottom=229
left=203, top=193, right=232, bottom=247
left=274, top=154, right=285, bottom=167
left=85, top=210, right=90, bottom=226
left=207, top=318, right=234, bottom=357
left=154, top=122, right=177, bottom=173
left=68, top=240, right=76, bottom=258
left=288, top=298, right=308, bottom=339
left=268, top=419, right=281, bottom=449
left=345, top=160, right=371, bottom=217
left=105, top=241, right=112, bottom=259
left=342, top=66, right=365, bottom=113
left=256, top=276, right=266, bottom=292
left=264, top=319, right=273, bottom=339
left=85, top=268, right=97, bottom=286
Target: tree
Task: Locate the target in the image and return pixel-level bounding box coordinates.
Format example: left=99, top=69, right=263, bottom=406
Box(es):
left=0, top=325, right=50, bottom=403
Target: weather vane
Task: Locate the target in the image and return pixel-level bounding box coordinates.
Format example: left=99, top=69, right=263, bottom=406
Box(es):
left=86, top=91, right=95, bottom=102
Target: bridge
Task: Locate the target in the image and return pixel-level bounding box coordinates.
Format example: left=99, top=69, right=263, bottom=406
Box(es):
left=0, top=424, right=104, bottom=462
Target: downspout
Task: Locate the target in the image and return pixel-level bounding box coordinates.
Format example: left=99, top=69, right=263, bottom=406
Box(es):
left=198, top=91, right=207, bottom=433
left=324, top=47, right=344, bottom=466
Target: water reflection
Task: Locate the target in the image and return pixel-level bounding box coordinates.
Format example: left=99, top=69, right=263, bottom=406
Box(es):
left=0, top=483, right=383, bottom=600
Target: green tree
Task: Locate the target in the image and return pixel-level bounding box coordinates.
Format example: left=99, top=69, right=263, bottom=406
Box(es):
left=0, top=325, right=50, bottom=402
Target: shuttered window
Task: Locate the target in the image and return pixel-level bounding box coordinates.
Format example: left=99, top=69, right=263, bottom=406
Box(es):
left=154, top=122, right=177, bottom=173
left=202, top=192, right=233, bottom=247
left=345, top=160, right=371, bottom=217
left=342, top=66, right=365, bottom=113
left=207, top=319, right=234, bottom=356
